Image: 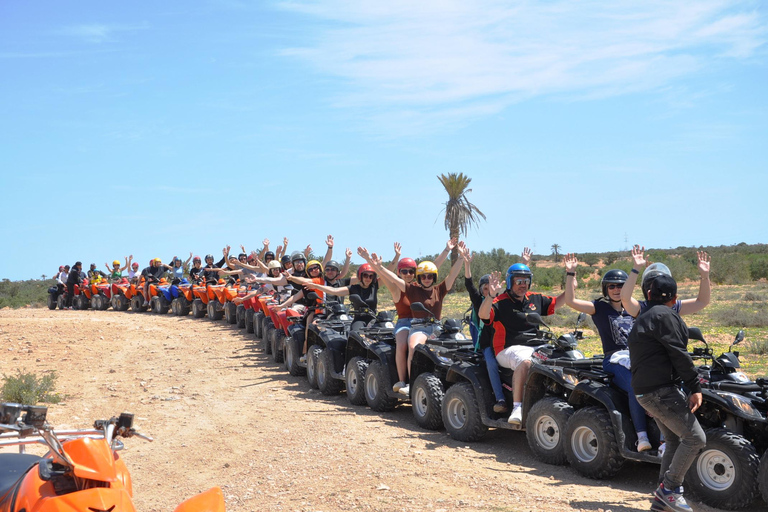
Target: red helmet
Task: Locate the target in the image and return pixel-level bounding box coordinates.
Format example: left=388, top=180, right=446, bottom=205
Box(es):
left=397, top=258, right=417, bottom=271
left=132, top=262, right=139, bottom=268
left=357, top=263, right=377, bottom=280
left=193, top=255, right=201, bottom=263
left=59, top=266, right=64, bottom=271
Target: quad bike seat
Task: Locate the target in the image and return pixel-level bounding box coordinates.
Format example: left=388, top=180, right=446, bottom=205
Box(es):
left=0, top=453, right=42, bottom=500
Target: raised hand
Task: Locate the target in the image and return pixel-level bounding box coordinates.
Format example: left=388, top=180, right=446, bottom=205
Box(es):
left=276, top=245, right=283, bottom=255
left=283, top=237, right=289, bottom=246
left=304, top=244, right=312, bottom=255
left=262, top=238, right=270, bottom=247
left=446, top=238, right=458, bottom=251
left=521, top=247, right=533, bottom=266
left=240, top=244, right=246, bottom=253
left=488, top=272, right=505, bottom=297
left=631, top=245, right=646, bottom=268
left=393, top=242, right=401, bottom=256
left=372, top=253, right=384, bottom=266
left=357, top=247, right=371, bottom=260
left=564, top=253, right=578, bottom=273
left=326, top=235, right=334, bottom=248
left=697, top=251, right=711, bottom=274
left=345, top=247, right=352, bottom=259
left=224, top=246, right=231, bottom=257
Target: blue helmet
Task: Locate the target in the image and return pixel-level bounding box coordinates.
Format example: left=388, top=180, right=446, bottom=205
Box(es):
left=506, top=263, right=532, bottom=290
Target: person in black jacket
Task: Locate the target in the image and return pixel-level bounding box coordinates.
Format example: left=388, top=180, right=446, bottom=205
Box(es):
left=628, top=274, right=705, bottom=512
left=65, top=262, right=83, bottom=309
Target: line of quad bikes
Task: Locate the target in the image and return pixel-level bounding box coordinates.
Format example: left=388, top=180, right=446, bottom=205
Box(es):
left=46, top=276, right=768, bottom=511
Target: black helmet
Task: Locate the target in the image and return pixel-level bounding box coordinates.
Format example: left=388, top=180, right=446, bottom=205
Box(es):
left=325, top=260, right=341, bottom=272
left=641, top=263, right=672, bottom=300
left=290, top=251, right=306, bottom=264
left=479, top=274, right=491, bottom=289
left=281, top=255, right=291, bottom=265
left=205, top=254, right=214, bottom=261
left=264, top=251, right=275, bottom=261
left=601, top=269, right=628, bottom=297
left=238, top=253, right=247, bottom=260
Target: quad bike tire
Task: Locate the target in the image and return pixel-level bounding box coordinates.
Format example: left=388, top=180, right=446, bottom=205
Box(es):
left=365, top=360, right=398, bottom=412
left=112, top=295, right=129, bottom=312
left=284, top=334, right=306, bottom=376
left=442, top=381, right=488, bottom=442
left=272, top=329, right=285, bottom=364
left=245, top=309, right=255, bottom=333
left=317, top=349, right=343, bottom=395
left=685, top=428, right=760, bottom=510
left=263, top=321, right=273, bottom=354
left=152, top=296, right=169, bottom=315
left=346, top=357, right=369, bottom=406
left=306, top=345, right=322, bottom=389
left=254, top=312, right=264, bottom=338
left=759, top=448, right=768, bottom=506
left=57, top=295, right=66, bottom=309
left=525, top=397, right=574, bottom=466
left=564, top=406, right=624, bottom=480
left=99, top=294, right=110, bottom=310
left=207, top=300, right=224, bottom=321
left=171, top=298, right=190, bottom=316
left=47, top=294, right=57, bottom=310
left=236, top=306, right=246, bottom=329
left=75, top=295, right=90, bottom=310
left=411, top=372, right=444, bottom=430
left=225, top=302, right=237, bottom=324
left=90, top=295, right=101, bottom=310
left=192, top=299, right=206, bottom=318
left=264, top=324, right=276, bottom=357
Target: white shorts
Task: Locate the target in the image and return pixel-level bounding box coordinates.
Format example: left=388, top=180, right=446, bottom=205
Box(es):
left=495, top=345, right=535, bottom=371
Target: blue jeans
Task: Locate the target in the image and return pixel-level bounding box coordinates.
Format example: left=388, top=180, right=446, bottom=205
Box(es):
left=483, top=347, right=505, bottom=403
left=602, top=358, right=648, bottom=434
left=636, top=386, right=706, bottom=488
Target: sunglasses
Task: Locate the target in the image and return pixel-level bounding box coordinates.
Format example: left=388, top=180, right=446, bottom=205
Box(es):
left=607, top=283, right=624, bottom=290
left=400, top=269, right=416, bottom=275
left=420, top=274, right=436, bottom=280
left=361, top=273, right=375, bottom=279
left=513, top=278, right=530, bottom=285
left=325, top=267, right=337, bottom=273
left=308, top=266, right=321, bottom=273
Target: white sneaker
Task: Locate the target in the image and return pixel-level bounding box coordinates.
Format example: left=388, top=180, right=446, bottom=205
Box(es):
left=398, top=385, right=410, bottom=396
left=637, top=437, right=652, bottom=452
left=508, top=406, right=522, bottom=425
left=393, top=381, right=406, bottom=392
left=299, top=355, right=307, bottom=364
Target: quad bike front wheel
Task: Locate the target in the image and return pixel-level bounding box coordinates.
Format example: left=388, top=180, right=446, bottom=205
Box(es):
left=306, top=344, right=321, bottom=389
left=346, top=357, right=368, bottom=406
left=365, top=360, right=398, bottom=412
left=442, top=381, right=488, bottom=443
left=47, top=294, right=57, bottom=310
left=685, top=428, right=760, bottom=510
left=411, top=372, right=444, bottom=430
left=564, top=406, right=624, bottom=480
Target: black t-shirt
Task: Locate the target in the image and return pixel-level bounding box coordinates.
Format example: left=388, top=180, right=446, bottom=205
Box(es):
left=189, top=267, right=205, bottom=282
left=485, top=291, right=556, bottom=354
left=325, top=277, right=352, bottom=304
left=591, top=299, right=634, bottom=355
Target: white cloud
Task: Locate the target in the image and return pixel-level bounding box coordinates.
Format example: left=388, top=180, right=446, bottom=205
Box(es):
left=278, top=0, right=768, bottom=130
left=61, top=22, right=149, bottom=43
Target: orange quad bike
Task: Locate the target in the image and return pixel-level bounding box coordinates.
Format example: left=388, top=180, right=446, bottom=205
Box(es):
left=72, top=279, right=92, bottom=311
left=222, top=281, right=243, bottom=325
left=171, top=281, right=194, bottom=316
left=109, top=280, right=134, bottom=312
left=0, top=403, right=225, bottom=512
left=90, top=281, right=113, bottom=311
left=206, top=280, right=228, bottom=321
left=190, top=280, right=215, bottom=319
left=129, top=278, right=150, bottom=313
left=255, top=294, right=279, bottom=356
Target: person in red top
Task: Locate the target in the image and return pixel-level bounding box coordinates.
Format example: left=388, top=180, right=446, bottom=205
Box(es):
left=479, top=263, right=565, bottom=425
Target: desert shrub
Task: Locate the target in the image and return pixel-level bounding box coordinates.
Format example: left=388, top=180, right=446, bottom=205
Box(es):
left=743, top=292, right=768, bottom=302
left=749, top=257, right=768, bottom=281
left=710, top=254, right=751, bottom=285
left=1, top=371, right=61, bottom=404
left=711, top=304, right=768, bottom=328
left=746, top=338, right=768, bottom=356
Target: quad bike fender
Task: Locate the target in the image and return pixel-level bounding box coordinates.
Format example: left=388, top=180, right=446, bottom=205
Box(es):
left=11, top=485, right=135, bottom=512
left=698, top=388, right=768, bottom=427
left=173, top=487, right=225, bottom=512
left=345, top=331, right=369, bottom=362
left=445, top=362, right=497, bottom=420
left=410, top=345, right=439, bottom=381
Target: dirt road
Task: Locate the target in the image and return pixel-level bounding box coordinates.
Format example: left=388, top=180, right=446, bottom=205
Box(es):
left=0, top=308, right=764, bottom=512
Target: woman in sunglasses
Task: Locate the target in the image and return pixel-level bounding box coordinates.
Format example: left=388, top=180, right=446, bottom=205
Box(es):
left=563, top=253, right=651, bottom=451
left=365, top=240, right=462, bottom=396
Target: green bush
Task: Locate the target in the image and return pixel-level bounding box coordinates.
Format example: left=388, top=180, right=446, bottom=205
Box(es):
left=710, top=254, right=752, bottom=285
left=711, top=304, right=768, bottom=328
left=746, top=338, right=768, bottom=356
left=1, top=371, right=62, bottom=404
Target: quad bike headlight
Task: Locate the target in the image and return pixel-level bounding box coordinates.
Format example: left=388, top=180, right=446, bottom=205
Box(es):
left=714, top=391, right=764, bottom=419
left=436, top=354, right=453, bottom=364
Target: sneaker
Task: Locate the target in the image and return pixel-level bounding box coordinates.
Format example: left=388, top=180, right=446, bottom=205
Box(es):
left=654, top=483, right=693, bottom=512
left=493, top=400, right=509, bottom=414
left=398, top=385, right=410, bottom=396
left=393, top=381, right=406, bottom=393
left=299, top=355, right=307, bottom=364
left=649, top=497, right=666, bottom=511
left=508, top=405, right=523, bottom=425
left=637, top=437, right=652, bottom=452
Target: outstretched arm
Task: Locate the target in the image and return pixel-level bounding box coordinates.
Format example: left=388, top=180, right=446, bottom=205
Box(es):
left=321, top=235, right=334, bottom=267
left=679, top=251, right=711, bottom=315
left=564, top=254, right=595, bottom=315
left=359, top=247, right=404, bottom=297
left=621, top=245, right=645, bottom=317
left=304, top=282, right=350, bottom=297
left=479, top=273, right=504, bottom=321
left=339, top=248, right=352, bottom=279
left=442, top=249, right=465, bottom=290
left=434, top=238, right=456, bottom=268
left=386, top=242, right=402, bottom=273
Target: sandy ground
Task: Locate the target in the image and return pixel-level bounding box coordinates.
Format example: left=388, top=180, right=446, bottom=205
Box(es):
left=0, top=308, right=765, bottom=512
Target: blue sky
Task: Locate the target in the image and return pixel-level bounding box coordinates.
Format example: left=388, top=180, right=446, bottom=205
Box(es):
left=1, top=1, right=766, bottom=281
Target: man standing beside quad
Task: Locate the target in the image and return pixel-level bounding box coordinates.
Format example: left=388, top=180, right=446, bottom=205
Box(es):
left=628, top=274, right=706, bottom=512
left=479, top=263, right=565, bottom=425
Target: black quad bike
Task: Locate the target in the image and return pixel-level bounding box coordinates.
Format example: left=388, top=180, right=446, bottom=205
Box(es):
left=562, top=328, right=767, bottom=510
left=440, top=313, right=603, bottom=466
left=314, top=294, right=396, bottom=398
left=46, top=285, right=61, bottom=310
left=300, top=297, right=353, bottom=390
left=363, top=302, right=474, bottom=430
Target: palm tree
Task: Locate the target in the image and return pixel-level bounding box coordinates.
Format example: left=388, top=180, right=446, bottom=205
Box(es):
left=551, top=244, right=561, bottom=263
left=437, top=173, right=486, bottom=267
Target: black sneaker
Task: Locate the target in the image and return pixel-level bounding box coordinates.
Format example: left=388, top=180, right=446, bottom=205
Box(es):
left=493, top=400, right=509, bottom=414
left=654, top=483, right=693, bottom=512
